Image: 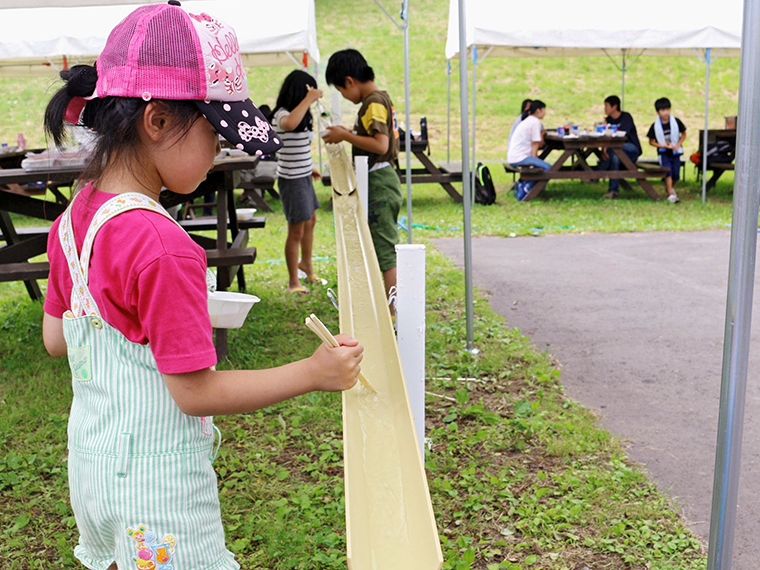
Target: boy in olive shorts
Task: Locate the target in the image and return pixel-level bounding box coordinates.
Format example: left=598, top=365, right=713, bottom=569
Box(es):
left=323, top=49, right=403, bottom=299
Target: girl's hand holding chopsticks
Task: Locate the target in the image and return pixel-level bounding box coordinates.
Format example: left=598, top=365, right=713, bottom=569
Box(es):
left=307, top=333, right=364, bottom=392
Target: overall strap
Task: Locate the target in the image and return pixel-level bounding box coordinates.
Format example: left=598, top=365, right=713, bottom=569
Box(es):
left=79, top=192, right=181, bottom=284
left=58, top=192, right=181, bottom=317
left=59, top=195, right=99, bottom=317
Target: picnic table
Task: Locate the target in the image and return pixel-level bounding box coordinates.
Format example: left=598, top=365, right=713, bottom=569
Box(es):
left=699, top=129, right=736, bottom=191
left=397, top=137, right=463, bottom=203
left=0, top=157, right=266, bottom=359
left=508, top=131, right=669, bottom=202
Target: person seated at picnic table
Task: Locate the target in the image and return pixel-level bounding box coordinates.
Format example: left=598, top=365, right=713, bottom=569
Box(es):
left=507, top=100, right=551, bottom=201
left=507, top=98, right=532, bottom=150
left=598, top=95, right=642, bottom=199
left=647, top=97, right=686, bottom=204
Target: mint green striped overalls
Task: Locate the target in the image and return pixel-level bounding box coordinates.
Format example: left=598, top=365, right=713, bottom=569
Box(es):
left=59, top=193, right=239, bottom=570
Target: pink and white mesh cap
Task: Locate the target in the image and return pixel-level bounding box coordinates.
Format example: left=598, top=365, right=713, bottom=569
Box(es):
left=96, top=0, right=281, bottom=156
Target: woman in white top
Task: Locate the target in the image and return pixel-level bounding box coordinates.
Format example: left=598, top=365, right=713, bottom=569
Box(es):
left=507, top=98, right=532, bottom=151
left=272, top=70, right=324, bottom=294
left=507, top=100, right=551, bottom=201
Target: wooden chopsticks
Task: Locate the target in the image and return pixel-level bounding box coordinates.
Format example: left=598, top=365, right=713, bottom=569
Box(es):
left=305, top=313, right=377, bottom=394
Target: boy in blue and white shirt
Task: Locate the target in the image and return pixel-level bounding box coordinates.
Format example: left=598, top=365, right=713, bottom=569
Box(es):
left=647, top=97, right=687, bottom=203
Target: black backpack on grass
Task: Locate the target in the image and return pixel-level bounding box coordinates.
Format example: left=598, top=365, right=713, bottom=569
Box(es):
left=474, top=162, right=496, bottom=205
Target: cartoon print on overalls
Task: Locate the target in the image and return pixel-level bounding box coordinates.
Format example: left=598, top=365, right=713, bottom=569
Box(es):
left=127, top=526, right=177, bottom=570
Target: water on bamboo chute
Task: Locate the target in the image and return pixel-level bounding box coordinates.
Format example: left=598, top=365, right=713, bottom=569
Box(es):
left=326, top=142, right=443, bottom=570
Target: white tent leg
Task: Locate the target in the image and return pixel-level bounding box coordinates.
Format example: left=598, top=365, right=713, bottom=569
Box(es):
left=447, top=60, right=451, bottom=164
left=457, top=0, right=476, bottom=353
left=707, top=3, right=760, bottom=568
left=702, top=48, right=711, bottom=203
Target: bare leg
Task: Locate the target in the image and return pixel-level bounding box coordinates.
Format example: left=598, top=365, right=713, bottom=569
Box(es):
left=107, top=564, right=118, bottom=570
left=665, top=176, right=674, bottom=195
left=285, top=220, right=306, bottom=291
left=298, top=213, right=317, bottom=277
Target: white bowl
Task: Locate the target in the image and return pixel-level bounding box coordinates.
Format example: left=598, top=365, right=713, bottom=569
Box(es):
left=236, top=208, right=257, bottom=221
left=207, top=291, right=260, bottom=329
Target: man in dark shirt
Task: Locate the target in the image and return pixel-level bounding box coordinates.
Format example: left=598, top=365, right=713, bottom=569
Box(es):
left=599, top=95, right=642, bottom=199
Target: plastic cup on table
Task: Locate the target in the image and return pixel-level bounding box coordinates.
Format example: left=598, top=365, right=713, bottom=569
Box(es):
left=610, top=124, right=619, bottom=134
left=558, top=126, right=565, bottom=137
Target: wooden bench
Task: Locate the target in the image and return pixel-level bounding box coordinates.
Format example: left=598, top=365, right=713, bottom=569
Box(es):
left=637, top=158, right=685, bottom=180
left=205, top=247, right=256, bottom=267
left=0, top=261, right=50, bottom=282
left=0, top=248, right=256, bottom=282
left=0, top=226, right=51, bottom=243
left=0, top=217, right=266, bottom=244
left=701, top=162, right=735, bottom=191
left=237, top=161, right=279, bottom=213
left=179, top=217, right=266, bottom=231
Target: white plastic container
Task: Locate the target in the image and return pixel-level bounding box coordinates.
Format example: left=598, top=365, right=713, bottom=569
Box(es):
left=235, top=208, right=257, bottom=221
left=207, top=291, right=260, bottom=329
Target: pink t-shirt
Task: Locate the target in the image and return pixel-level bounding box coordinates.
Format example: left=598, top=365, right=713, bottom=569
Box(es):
left=44, top=184, right=217, bottom=374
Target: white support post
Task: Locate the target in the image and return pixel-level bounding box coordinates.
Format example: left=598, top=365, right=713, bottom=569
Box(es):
left=355, top=156, right=369, bottom=219
left=331, top=92, right=341, bottom=127
left=395, top=244, right=427, bottom=457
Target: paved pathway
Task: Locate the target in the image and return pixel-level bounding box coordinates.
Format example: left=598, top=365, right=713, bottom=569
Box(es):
left=434, top=231, right=760, bottom=569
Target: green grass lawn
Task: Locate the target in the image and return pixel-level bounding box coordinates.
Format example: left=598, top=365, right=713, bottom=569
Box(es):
left=0, top=0, right=741, bottom=567
left=1, top=180, right=713, bottom=570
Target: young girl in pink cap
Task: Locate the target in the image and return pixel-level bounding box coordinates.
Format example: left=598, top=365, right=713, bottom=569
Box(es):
left=41, top=3, right=363, bottom=569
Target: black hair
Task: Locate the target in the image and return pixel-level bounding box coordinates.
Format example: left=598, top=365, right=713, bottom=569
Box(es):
left=520, top=99, right=532, bottom=114
left=273, top=70, right=318, bottom=132
left=655, top=97, right=671, bottom=111
left=604, top=95, right=621, bottom=111
left=325, top=49, right=375, bottom=88
left=44, top=64, right=201, bottom=186
left=258, top=104, right=272, bottom=122
left=522, top=99, right=546, bottom=120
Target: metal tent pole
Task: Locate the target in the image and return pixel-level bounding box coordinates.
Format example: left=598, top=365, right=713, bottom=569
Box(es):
left=471, top=46, right=477, bottom=206
left=458, top=0, right=475, bottom=352
left=621, top=50, right=626, bottom=110
left=373, top=0, right=413, bottom=243
left=402, top=0, right=413, bottom=243
left=707, top=1, right=760, bottom=568
left=315, top=61, right=323, bottom=177
left=702, top=48, right=712, bottom=204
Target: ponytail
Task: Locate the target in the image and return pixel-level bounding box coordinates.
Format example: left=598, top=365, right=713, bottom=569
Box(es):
left=44, top=64, right=98, bottom=148
left=523, top=99, right=546, bottom=120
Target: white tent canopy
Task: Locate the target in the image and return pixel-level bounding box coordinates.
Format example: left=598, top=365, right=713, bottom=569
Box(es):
left=445, top=0, right=742, bottom=59
left=0, top=0, right=320, bottom=76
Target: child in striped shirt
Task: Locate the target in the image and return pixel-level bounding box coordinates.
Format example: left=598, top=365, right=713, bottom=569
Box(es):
left=271, top=70, right=324, bottom=294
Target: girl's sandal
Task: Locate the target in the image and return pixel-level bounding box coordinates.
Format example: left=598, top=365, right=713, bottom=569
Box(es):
left=289, top=285, right=310, bottom=296
left=303, top=274, right=327, bottom=286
